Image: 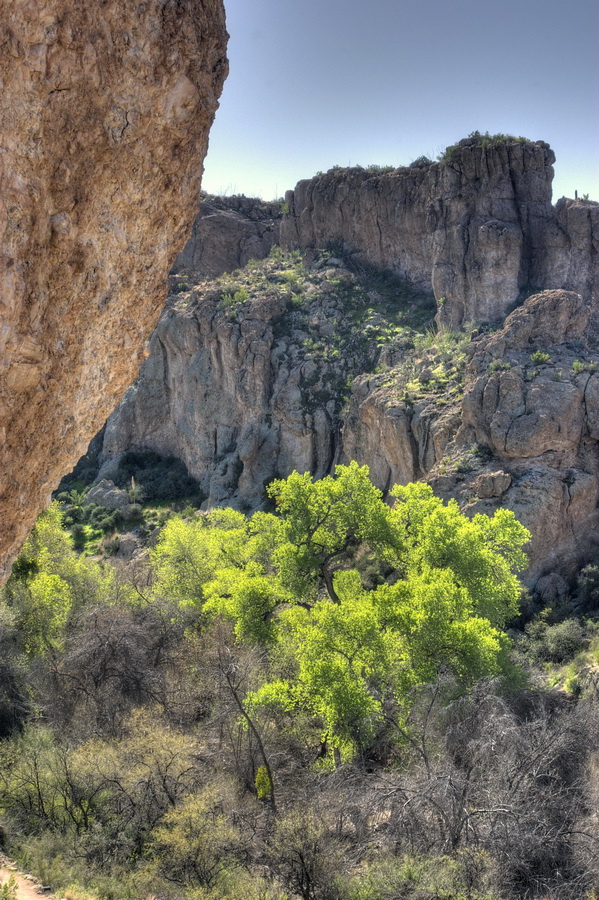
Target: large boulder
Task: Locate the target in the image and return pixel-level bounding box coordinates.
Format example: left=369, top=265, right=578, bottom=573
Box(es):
left=0, top=0, right=228, bottom=581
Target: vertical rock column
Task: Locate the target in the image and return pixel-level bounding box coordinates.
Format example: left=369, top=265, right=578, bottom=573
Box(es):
left=0, top=0, right=228, bottom=581
left=281, top=139, right=557, bottom=328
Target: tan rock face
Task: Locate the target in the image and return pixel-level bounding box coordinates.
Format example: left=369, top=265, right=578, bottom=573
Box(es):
left=0, top=0, right=228, bottom=580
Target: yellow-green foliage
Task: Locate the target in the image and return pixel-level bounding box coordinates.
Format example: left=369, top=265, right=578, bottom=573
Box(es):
left=198, top=464, right=528, bottom=756
left=0, top=876, right=17, bottom=900
left=149, top=786, right=242, bottom=888
left=3, top=503, right=119, bottom=655
left=254, top=765, right=272, bottom=799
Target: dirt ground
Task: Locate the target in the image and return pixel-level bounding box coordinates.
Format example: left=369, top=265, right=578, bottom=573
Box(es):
left=0, top=857, right=57, bottom=900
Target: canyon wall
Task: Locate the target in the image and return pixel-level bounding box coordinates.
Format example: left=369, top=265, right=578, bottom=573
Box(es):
left=98, top=254, right=397, bottom=510
left=281, top=138, right=599, bottom=328
left=343, top=290, right=599, bottom=584
left=172, top=194, right=282, bottom=278
left=0, top=0, right=228, bottom=581
left=98, top=275, right=599, bottom=584
left=57, top=140, right=599, bottom=590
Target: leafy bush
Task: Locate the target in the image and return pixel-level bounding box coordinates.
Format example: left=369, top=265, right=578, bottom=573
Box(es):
left=254, top=765, right=272, bottom=800
left=530, top=350, right=550, bottom=365
left=0, top=876, right=17, bottom=900
left=219, top=287, right=249, bottom=312
left=71, top=523, right=86, bottom=550
left=577, top=563, right=599, bottom=612
left=149, top=786, right=242, bottom=888
left=524, top=616, right=588, bottom=664
left=410, top=155, right=433, bottom=168
left=572, top=359, right=598, bottom=374
left=439, top=132, right=532, bottom=162
left=268, top=809, right=346, bottom=900
left=364, top=164, right=395, bottom=175
left=487, top=359, right=511, bottom=373
left=543, top=619, right=587, bottom=662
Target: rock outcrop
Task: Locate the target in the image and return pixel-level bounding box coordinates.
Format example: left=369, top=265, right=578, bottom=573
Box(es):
left=0, top=0, right=228, bottom=580
left=546, top=198, right=599, bottom=307
left=96, top=252, right=435, bottom=509
left=281, top=137, right=599, bottom=328
left=97, top=275, right=599, bottom=584
left=172, top=194, right=282, bottom=278
left=446, top=289, right=599, bottom=580
left=61, top=139, right=599, bottom=590
left=344, top=289, right=599, bottom=582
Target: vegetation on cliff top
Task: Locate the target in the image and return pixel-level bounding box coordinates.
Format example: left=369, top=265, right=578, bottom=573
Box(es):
left=173, top=247, right=437, bottom=425
left=438, top=131, right=536, bottom=163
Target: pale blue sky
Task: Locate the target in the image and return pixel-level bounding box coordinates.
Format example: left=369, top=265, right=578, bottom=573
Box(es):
left=202, top=0, right=598, bottom=202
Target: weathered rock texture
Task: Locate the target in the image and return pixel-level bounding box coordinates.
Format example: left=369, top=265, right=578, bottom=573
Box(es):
left=67, top=140, right=599, bottom=590
left=344, top=289, right=599, bottom=583
left=0, top=0, right=228, bottom=580
left=98, top=277, right=599, bottom=585
left=281, top=138, right=599, bottom=328
left=172, top=194, right=282, bottom=278
left=96, top=253, right=434, bottom=509
left=447, top=289, right=599, bottom=581
left=341, top=375, right=460, bottom=491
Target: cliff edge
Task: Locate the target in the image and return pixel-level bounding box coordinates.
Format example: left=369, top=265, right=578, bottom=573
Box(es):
left=281, top=136, right=598, bottom=328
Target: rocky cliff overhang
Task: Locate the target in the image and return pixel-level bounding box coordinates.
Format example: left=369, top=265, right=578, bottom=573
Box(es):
left=0, top=0, right=228, bottom=581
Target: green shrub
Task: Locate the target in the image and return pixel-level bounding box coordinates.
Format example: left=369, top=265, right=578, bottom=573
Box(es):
left=220, top=287, right=249, bottom=311
left=71, top=524, right=86, bottom=550
left=254, top=765, right=272, bottom=800
left=439, top=132, right=532, bottom=162
left=577, top=563, right=599, bottom=612
left=269, top=810, right=346, bottom=900
left=526, top=618, right=588, bottom=664
left=364, top=164, right=395, bottom=175
left=0, top=876, right=17, bottom=900
left=410, top=155, right=433, bottom=168
left=543, top=619, right=587, bottom=662
left=530, top=350, right=550, bottom=365
left=487, top=359, right=511, bottom=373
left=149, top=787, right=242, bottom=889
left=572, top=360, right=597, bottom=375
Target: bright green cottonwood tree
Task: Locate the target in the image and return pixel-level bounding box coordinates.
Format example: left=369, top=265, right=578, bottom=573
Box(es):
left=3, top=503, right=116, bottom=655
left=153, top=463, right=530, bottom=757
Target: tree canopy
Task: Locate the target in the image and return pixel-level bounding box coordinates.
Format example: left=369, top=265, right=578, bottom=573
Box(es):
left=152, top=463, right=530, bottom=756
